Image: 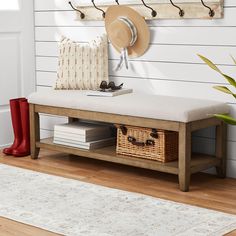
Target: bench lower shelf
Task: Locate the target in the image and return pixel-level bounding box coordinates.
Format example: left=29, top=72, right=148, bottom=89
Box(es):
left=37, top=138, right=221, bottom=175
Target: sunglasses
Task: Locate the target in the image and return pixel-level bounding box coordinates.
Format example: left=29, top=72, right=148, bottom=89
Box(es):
left=99, top=81, right=124, bottom=91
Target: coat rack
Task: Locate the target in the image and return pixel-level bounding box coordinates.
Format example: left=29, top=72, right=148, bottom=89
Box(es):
left=69, top=0, right=223, bottom=20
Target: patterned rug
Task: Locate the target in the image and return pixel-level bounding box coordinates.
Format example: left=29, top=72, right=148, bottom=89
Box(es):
left=0, top=163, right=235, bottom=236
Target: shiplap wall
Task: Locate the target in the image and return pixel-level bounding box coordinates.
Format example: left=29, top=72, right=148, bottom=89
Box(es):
left=34, top=0, right=236, bottom=178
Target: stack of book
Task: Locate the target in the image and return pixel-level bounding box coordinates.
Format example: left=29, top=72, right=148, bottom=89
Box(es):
left=53, top=121, right=116, bottom=150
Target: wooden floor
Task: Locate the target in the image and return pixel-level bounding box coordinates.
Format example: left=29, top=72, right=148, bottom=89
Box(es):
left=0, top=149, right=235, bottom=236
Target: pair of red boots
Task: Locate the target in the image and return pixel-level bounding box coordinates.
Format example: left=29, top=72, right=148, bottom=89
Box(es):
left=3, top=98, right=30, bottom=157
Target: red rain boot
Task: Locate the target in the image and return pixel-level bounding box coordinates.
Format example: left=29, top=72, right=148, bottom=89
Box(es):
left=12, top=99, right=30, bottom=157
left=3, top=98, right=27, bottom=155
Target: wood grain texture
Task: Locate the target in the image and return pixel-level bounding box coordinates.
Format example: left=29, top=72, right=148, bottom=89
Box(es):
left=178, top=123, right=191, bottom=191
left=0, top=149, right=235, bottom=235
left=37, top=137, right=221, bottom=176
left=216, top=121, right=227, bottom=178
left=30, top=102, right=228, bottom=192
left=34, top=104, right=181, bottom=131
left=74, top=2, right=223, bottom=20
left=29, top=104, right=40, bottom=159
left=31, top=103, right=227, bottom=191
left=0, top=217, right=59, bottom=236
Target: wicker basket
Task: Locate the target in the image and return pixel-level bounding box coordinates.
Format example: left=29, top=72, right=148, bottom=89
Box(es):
left=116, top=125, right=178, bottom=162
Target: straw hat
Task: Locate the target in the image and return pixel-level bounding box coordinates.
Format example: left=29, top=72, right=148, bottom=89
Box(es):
left=105, top=5, right=150, bottom=58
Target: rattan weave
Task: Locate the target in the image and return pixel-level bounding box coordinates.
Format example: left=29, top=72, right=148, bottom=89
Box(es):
left=116, top=125, right=178, bottom=162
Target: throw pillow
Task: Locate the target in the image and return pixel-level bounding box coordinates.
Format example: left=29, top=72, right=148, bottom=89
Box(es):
left=55, top=34, right=108, bottom=90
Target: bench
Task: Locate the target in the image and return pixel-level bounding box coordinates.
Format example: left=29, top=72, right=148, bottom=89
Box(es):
left=28, top=90, right=229, bottom=192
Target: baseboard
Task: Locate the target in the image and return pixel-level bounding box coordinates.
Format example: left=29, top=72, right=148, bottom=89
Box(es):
left=0, top=143, right=11, bottom=149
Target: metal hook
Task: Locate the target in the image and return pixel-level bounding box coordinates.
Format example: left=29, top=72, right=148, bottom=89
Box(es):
left=91, top=0, right=106, bottom=18
left=200, top=0, right=215, bottom=17
left=141, top=0, right=157, bottom=17
left=68, top=1, right=85, bottom=19
left=170, top=0, right=184, bottom=17
left=115, top=0, right=119, bottom=5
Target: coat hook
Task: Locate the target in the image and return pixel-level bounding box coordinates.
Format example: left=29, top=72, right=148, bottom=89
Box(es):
left=115, top=0, right=119, bottom=5
left=170, top=0, right=184, bottom=17
left=68, top=1, right=85, bottom=19
left=200, top=0, right=215, bottom=17
left=141, top=0, right=157, bottom=17
left=91, top=0, right=106, bottom=18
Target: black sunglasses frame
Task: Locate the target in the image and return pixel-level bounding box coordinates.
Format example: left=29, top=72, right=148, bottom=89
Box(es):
left=99, top=81, right=124, bottom=91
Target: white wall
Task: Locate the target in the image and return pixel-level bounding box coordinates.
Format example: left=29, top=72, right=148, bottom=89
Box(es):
left=34, top=0, right=236, bottom=178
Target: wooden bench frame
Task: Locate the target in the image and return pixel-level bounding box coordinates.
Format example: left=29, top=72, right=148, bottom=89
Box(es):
left=29, top=103, right=227, bottom=192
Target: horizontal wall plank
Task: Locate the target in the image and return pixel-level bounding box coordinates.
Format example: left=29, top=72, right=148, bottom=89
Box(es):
left=35, top=26, right=236, bottom=46
left=36, top=57, right=57, bottom=72
left=35, top=8, right=236, bottom=27
left=35, top=69, right=236, bottom=104
left=35, top=27, right=105, bottom=42
left=35, top=11, right=104, bottom=27
left=36, top=73, right=236, bottom=103
left=193, top=136, right=236, bottom=161
left=110, top=76, right=236, bottom=103
left=226, top=160, right=236, bottom=179
left=40, top=114, right=67, bottom=130
left=192, top=136, right=216, bottom=155
left=35, top=41, right=236, bottom=65
left=35, top=0, right=229, bottom=11
left=194, top=106, right=236, bottom=141
left=34, top=0, right=236, bottom=12
left=36, top=71, right=56, bottom=86
left=225, top=0, right=236, bottom=7
left=35, top=56, right=236, bottom=85
left=40, top=129, right=53, bottom=139
left=34, top=0, right=72, bottom=11
left=193, top=126, right=216, bottom=139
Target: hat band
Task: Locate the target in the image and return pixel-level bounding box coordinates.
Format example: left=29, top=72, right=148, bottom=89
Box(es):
left=118, top=17, right=137, bottom=47
left=114, top=17, right=137, bottom=71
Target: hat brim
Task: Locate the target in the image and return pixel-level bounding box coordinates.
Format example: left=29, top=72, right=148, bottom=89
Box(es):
left=105, top=6, right=150, bottom=58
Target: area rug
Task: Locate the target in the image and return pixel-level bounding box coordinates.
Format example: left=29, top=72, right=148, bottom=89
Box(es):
left=0, top=164, right=235, bottom=236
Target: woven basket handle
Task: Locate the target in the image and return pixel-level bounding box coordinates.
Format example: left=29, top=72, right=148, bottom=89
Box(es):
left=120, top=125, right=128, bottom=135
left=127, top=136, right=155, bottom=147
left=119, top=125, right=158, bottom=139
left=150, top=129, right=158, bottom=139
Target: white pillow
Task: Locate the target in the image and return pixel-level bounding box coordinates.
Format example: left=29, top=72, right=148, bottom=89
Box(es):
left=55, top=34, right=108, bottom=90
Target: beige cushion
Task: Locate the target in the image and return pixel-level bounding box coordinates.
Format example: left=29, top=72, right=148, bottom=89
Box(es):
left=28, top=90, right=229, bottom=123
left=55, top=35, right=108, bottom=90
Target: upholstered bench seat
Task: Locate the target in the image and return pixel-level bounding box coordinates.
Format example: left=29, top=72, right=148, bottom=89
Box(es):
left=28, top=90, right=229, bottom=123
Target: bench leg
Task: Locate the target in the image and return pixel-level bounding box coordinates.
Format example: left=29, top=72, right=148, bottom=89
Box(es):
left=178, top=123, right=191, bottom=192
left=215, top=122, right=227, bottom=178
left=30, top=104, right=40, bottom=159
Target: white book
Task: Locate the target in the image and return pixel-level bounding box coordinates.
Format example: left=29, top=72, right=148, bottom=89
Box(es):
left=53, top=137, right=116, bottom=150
left=86, top=88, right=133, bottom=97
left=54, top=122, right=112, bottom=136
left=54, top=130, right=113, bottom=142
